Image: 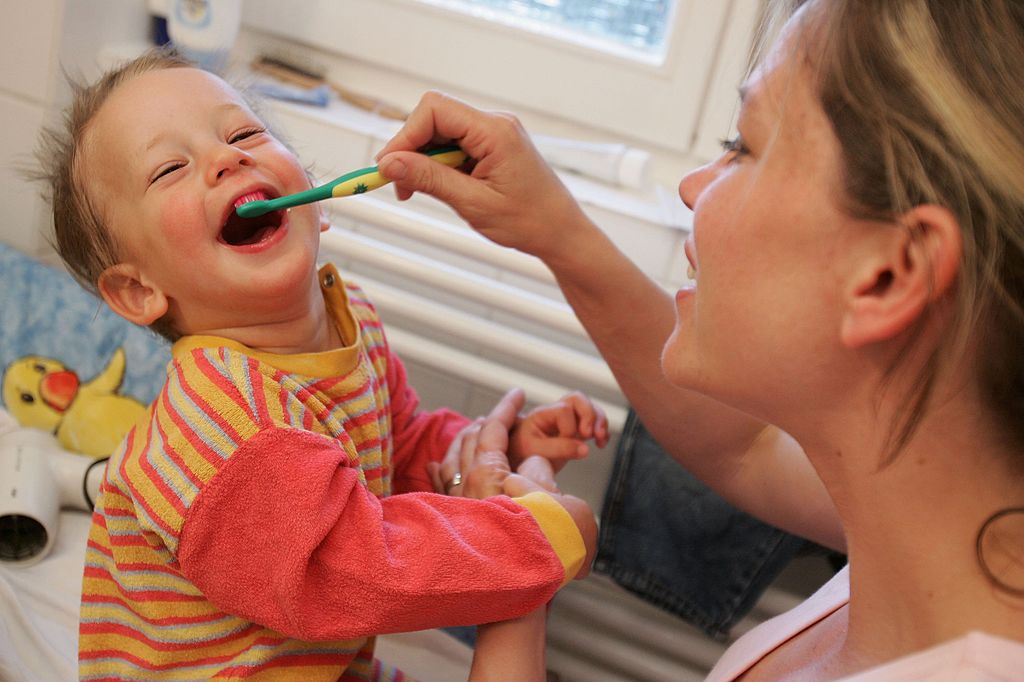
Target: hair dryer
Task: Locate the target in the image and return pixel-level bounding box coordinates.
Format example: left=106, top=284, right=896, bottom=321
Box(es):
left=0, top=416, right=103, bottom=566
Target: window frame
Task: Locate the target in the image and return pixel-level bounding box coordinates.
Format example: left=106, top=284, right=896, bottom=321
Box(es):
left=240, top=0, right=762, bottom=156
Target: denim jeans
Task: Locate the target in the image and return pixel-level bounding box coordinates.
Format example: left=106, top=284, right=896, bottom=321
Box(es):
left=595, top=410, right=807, bottom=639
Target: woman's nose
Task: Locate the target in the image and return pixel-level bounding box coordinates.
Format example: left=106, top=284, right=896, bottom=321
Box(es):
left=678, top=162, right=716, bottom=211
left=207, top=144, right=253, bottom=184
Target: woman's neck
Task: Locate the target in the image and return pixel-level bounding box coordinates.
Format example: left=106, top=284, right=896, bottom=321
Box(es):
left=808, top=392, right=1024, bottom=673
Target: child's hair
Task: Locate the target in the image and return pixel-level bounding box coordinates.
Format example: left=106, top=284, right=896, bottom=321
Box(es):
left=33, top=46, right=288, bottom=342
left=33, top=47, right=194, bottom=340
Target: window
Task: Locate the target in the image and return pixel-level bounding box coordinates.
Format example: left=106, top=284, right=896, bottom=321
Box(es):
left=240, top=0, right=763, bottom=158
left=417, top=0, right=677, bottom=62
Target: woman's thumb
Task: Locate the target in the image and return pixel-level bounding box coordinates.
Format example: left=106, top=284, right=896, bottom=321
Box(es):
left=517, top=455, right=558, bottom=492
left=503, top=472, right=545, bottom=497
left=378, top=151, right=476, bottom=206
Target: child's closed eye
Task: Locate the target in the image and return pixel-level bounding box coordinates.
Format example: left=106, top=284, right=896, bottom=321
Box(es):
left=150, top=162, right=186, bottom=184
left=229, top=127, right=267, bottom=144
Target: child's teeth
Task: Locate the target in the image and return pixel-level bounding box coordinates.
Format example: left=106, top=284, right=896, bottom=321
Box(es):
left=233, top=191, right=266, bottom=208
left=687, top=264, right=697, bottom=280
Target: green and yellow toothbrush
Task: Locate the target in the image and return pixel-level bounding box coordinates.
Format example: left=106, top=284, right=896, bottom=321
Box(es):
left=235, top=146, right=467, bottom=218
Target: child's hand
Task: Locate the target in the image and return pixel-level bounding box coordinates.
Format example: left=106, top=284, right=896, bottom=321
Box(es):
left=504, top=473, right=597, bottom=581
left=508, top=391, right=610, bottom=472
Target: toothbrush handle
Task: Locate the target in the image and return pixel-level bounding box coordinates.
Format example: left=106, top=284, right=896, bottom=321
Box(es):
left=235, top=146, right=467, bottom=218
left=328, top=147, right=466, bottom=197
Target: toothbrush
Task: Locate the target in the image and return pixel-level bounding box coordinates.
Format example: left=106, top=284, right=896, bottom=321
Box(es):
left=235, top=146, right=468, bottom=218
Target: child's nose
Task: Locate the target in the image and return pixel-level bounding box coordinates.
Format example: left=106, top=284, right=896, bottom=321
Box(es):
left=208, top=144, right=253, bottom=183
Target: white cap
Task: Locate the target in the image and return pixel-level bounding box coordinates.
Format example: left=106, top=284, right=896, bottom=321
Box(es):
left=616, top=147, right=652, bottom=189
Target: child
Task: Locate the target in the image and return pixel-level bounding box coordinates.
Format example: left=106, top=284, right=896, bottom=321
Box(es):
left=36, top=48, right=606, bottom=680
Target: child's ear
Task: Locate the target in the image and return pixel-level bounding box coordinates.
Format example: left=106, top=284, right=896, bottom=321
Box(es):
left=841, top=204, right=962, bottom=348
left=97, top=263, right=169, bottom=326
left=319, top=211, right=331, bottom=233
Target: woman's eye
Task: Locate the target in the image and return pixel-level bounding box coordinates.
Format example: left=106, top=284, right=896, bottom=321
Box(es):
left=719, top=136, right=750, bottom=161
left=150, top=162, right=185, bottom=184
left=229, top=127, right=266, bottom=144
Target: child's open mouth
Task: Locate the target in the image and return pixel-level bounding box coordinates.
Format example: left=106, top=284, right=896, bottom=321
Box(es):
left=222, top=191, right=284, bottom=246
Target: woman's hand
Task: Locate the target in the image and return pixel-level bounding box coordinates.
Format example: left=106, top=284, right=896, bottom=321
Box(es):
left=375, top=91, right=596, bottom=263
left=428, top=388, right=524, bottom=499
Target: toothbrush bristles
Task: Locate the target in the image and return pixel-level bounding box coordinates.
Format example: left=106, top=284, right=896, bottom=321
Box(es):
left=236, top=201, right=269, bottom=218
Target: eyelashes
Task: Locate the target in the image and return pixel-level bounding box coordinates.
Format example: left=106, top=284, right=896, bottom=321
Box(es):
left=719, top=136, right=750, bottom=159
left=151, top=162, right=185, bottom=184
left=229, top=126, right=267, bottom=144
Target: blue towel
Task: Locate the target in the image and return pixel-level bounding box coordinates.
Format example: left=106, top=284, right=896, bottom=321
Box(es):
left=0, top=243, right=170, bottom=410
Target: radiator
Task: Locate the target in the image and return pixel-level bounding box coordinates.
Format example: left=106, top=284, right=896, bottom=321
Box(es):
left=319, top=195, right=808, bottom=680
left=320, top=194, right=628, bottom=432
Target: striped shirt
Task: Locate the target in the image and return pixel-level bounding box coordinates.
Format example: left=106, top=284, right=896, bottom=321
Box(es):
left=79, top=265, right=585, bottom=681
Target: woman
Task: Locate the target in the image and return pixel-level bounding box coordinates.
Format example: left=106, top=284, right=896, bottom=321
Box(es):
left=376, top=0, right=1024, bottom=677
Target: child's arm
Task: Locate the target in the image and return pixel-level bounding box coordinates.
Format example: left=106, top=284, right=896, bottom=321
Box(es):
left=508, top=391, right=610, bottom=473
left=469, top=607, right=547, bottom=682
left=173, top=423, right=594, bottom=639
left=140, top=350, right=594, bottom=642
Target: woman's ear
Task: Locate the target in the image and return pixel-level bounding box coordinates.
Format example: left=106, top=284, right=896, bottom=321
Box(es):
left=841, top=205, right=962, bottom=348
left=97, top=263, right=169, bottom=326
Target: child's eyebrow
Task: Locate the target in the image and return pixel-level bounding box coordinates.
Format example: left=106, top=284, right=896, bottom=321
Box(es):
left=144, top=132, right=171, bottom=154
left=142, top=103, right=253, bottom=152
left=214, top=102, right=249, bottom=115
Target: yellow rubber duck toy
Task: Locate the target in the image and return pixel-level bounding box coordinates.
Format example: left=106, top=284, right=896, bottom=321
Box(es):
left=2, top=348, right=147, bottom=457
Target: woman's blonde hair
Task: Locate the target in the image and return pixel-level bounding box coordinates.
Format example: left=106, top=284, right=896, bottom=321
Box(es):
left=759, top=0, right=1024, bottom=593
left=761, top=0, right=1024, bottom=457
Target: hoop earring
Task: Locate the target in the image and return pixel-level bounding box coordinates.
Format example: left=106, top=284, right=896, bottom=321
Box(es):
left=976, top=506, right=1024, bottom=597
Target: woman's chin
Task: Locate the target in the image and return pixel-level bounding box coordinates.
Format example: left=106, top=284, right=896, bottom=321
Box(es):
left=659, top=334, right=696, bottom=388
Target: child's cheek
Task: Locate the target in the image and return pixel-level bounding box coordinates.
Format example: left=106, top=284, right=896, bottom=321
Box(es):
left=272, top=140, right=308, bottom=182
left=157, top=192, right=211, bottom=250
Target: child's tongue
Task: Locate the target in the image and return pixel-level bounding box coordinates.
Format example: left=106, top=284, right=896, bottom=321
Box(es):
left=234, top=225, right=276, bottom=245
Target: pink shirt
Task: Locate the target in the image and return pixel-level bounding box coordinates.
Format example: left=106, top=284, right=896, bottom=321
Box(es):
left=707, top=566, right=1024, bottom=681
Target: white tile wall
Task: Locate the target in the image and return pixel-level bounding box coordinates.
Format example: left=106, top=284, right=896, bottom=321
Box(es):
left=0, top=0, right=62, bottom=104
left=0, top=0, right=152, bottom=255
left=0, top=93, right=50, bottom=256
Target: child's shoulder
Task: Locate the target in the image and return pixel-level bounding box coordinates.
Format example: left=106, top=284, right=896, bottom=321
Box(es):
left=164, top=342, right=278, bottom=396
